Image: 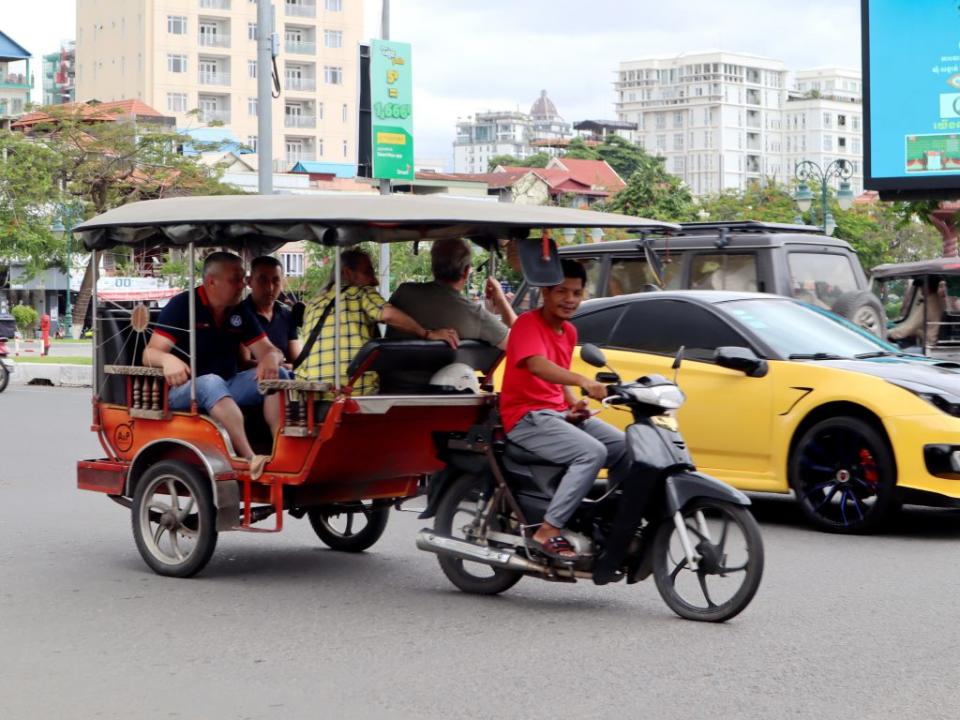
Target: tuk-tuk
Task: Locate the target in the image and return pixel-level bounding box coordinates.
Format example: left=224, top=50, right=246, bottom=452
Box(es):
left=871, top=257, right=960, bottom=361
left=73, top=193, right=676, bottom=577
left=0, top=312, right=15, bottom=393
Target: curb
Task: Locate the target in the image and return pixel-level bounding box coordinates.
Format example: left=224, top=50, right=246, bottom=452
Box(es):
left=11, top=363, right=93, bottom=387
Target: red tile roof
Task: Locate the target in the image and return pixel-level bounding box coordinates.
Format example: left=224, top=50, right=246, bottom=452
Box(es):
left=12, top=99, right=166, bottom=129
left=547, top=157, right=626, bottom=192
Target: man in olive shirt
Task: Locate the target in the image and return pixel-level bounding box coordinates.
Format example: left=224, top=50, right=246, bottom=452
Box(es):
left=388, top=236, right=515, bottom=344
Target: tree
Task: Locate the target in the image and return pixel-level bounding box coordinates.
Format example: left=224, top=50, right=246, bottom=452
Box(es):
left=486, top=152, right=549, bottom=172
left=561, top=137, right=600, bottom=161
left=594, top=135, right=650, bottom=180
left=698, top=182, right=800, bottom=224
left=602, top=158, right=698, bottom=222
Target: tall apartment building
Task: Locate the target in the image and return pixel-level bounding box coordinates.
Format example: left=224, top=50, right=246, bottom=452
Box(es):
left=783, top=68, right=863, bottom=194
left=43, top=41, right=76, bottom=105
left=75, top=0, right=363, bottom=172
left=616, top=52, right=789, bottom=196
left=0, top=30, right=32, bottom=128
left=454, top=90, right=571, bottom=174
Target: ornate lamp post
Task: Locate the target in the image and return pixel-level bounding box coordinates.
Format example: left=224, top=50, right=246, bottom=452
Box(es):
left=793, top=159, right=856, bottom=236
left=51, top=203, right=80, bottom=339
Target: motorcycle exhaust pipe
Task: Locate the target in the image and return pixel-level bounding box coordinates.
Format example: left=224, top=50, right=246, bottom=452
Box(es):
left=416, top=529, right=594, bottom=580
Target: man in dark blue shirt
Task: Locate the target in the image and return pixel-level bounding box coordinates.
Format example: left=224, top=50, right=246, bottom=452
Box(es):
left=240, top=256, right=302, bottom=368
left=143, top=252, right=284, bottom=477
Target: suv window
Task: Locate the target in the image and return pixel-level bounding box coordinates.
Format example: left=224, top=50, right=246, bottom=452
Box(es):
left=787, top=252, right=857, bottom=309
left=607, top=257, right=681, bottom=295
left=572, top=305, right=628, bottom=345
left=610, top=299, right=747, bottom=360
left=690, top=254, right=758, bottom=291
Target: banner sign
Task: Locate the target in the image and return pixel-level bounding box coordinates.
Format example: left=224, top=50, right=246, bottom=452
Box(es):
left=96, top=276, right=180, bottom=302
left=370, top=39, right=414, bottom=181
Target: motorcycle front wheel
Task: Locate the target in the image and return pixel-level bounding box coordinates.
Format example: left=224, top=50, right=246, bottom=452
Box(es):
left=652, top=499, right=763, bottom=623
left=0, top=363, right=8, bottom=393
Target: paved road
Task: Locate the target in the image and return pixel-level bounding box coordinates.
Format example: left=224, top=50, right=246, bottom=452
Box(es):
left=1, top=385, right=958, bottom=719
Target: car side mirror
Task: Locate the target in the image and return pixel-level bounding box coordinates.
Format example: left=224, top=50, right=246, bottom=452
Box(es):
left=580, top=343, right=607, bottom=368
left=714, top=346, right=768, bottom=378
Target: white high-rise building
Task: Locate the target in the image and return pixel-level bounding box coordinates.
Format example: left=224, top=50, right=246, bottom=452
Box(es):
left=783, top=68, right=863, bottom=195
left=75, top=0, right=363, bottom=173
left=615, top=53, right=864, bottom=197
left=453, top=90, right=571, bottom=174
left=616, top=52, right=788, bottom=196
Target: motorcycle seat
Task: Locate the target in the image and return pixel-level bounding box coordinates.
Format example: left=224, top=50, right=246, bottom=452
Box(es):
left=504, top=442, right=564, bottom=467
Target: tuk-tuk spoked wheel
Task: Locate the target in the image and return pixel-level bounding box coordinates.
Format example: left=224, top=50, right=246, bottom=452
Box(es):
left=0, top=364, right=8, bottom=393
left=307, top=500, right=390, bottom=552
left=131, top=460, right=218, bottom=578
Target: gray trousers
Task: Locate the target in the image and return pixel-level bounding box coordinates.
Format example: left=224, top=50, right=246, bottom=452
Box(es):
left=507, top=410, right=629, bottom=528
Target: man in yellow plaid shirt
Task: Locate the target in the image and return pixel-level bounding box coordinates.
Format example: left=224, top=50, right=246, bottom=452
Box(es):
left=297, top=249, right=459, bottom=394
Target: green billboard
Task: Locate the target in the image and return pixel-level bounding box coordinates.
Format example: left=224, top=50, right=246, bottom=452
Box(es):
left=370, top=39, right=414, bottom=181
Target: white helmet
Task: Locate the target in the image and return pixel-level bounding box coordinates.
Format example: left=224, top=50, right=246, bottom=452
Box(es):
left=429, top=363, right=480, bottom=393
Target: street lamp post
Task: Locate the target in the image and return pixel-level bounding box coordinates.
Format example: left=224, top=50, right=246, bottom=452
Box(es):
left=52, top=203, right=79, bottom=339
left=793, top=159, right=855, bottom=236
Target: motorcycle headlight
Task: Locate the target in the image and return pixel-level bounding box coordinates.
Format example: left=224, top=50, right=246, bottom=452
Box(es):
left=888, top=380, right=960, bottom=418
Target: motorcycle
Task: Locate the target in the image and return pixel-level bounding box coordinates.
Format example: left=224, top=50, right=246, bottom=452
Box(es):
left=0, top=314, right=15, bottom=394
left=417, top=344, right=764, bottom=622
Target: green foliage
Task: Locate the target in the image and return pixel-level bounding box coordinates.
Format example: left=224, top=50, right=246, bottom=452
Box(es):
left=594, top=135, right=649, bottom=180
left=12, top=304, right=38, bottom=332
left=698, top=182, right=800, bottom=224
left=602, top=160, right=699, bottom=222
left=561, top=137, right=600, bottom=161
left=486, top=152, right=550, bottom=172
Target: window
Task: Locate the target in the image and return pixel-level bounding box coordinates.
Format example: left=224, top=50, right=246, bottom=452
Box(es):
left=167, top=54, right=187, bottom=73
left=248, top=22, right=257, bottom=40
left=823, top=112, right=832, bottom=128
left=690, top=254, right=758, bottom=292
left=248, top=97, right=258, bottom=115
left=787, top=253, right=858, bottom=309
left=324, top=30, right=342, bottom=48
left=610, top=300, right=746, bottom=360
left=324, top=65, right=342, bottom=84
left=852, top=138, right=861, bottom=154
left=571, top=306, right=628, bottom=346
left=286, top=138, right=304, bottom=162
left=823, top=135, right=833, bottom=151
left=341, top=103, right=348, bottom=122
left=342, top=139, right=348, bottom=157
left=280, top=252, right=304, bottom=277
left=606, top=257, right=681, bottom=296
left=655, top=113, right=666, bottom=129
left=852, top=116, right=861, bottom=131
left=673, top=111, right=684, bottom=128
left=248, top=60, right=257, bottom=78
left=673, top=133, right=683, bottom=151
left=247, top=135, right=258, bottom=152
left=318, top=102, right=324, bottom=120
left=325, top=0, right=342, bottom=10
left=167, top=15, right=187, bottom=34
left=167, top=92, right=188, bottom=112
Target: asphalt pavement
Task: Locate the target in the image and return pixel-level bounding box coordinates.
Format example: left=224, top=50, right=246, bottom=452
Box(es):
left=1, top=384, right=958, bottom=719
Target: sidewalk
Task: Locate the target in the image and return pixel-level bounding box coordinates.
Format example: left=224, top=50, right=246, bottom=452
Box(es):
left=10, top=340, right=94, bottom=387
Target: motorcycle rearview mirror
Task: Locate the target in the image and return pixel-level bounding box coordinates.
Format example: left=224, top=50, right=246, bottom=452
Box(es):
left=580, top=343, right=607, bottom=368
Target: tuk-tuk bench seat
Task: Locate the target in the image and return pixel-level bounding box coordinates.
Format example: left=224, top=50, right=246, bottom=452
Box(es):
left=347, top=339, right=503, bottom=394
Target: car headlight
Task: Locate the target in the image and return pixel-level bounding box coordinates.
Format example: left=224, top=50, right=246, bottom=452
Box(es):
left=888, top=379, right=960, bottom=418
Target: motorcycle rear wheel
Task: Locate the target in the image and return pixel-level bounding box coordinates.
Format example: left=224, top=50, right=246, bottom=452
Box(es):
left=434, top=475, right=523, bottom=595
left=653, top=499, right=763, bottom=623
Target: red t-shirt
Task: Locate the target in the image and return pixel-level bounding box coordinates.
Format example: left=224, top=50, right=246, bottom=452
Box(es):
left=500, top=309, right=577, bottom=432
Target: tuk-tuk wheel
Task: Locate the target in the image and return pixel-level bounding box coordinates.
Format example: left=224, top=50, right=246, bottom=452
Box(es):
left=0, top=364, right=8, bottom=393
left=307, top=500, right=390, bottom=552
left=131, top=460, right=218, bottom=578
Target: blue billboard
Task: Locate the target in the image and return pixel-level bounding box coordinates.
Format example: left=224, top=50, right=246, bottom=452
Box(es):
left=863, top=0, right=960, bottom=197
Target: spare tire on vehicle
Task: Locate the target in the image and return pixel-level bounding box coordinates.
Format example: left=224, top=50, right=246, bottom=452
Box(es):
left=831, top=291, right=887, bottom=339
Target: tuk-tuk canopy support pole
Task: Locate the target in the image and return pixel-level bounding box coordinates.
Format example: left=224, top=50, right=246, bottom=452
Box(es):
left=378, top=0, right=391, bottom=299
left=188, top=242, right=198, bottom=413
left=91, top=249, right=99, bottom=397
left=334, top=248, right=342, bottom=390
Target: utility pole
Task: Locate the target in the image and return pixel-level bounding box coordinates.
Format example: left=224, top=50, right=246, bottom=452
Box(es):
left=378, top=0, right=391, bottom=298
left=257, top=0, right=274, bottom=194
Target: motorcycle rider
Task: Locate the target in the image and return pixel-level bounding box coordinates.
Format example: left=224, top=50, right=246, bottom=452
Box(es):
left=500, top=260, right=634, bottom=576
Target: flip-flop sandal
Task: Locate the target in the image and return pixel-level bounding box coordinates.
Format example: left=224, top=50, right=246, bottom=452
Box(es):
left=529, top=535, right=578, bottom=563
left=249, top=454, right=269, bottom=481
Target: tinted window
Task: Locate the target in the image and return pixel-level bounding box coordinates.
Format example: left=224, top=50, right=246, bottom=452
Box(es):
left=610, top=300, right=746, bottom=360
left=787, top=253, right=858, bottom=309
left=572, top=305, right=628, bottom=345
left=607, top=256, right=681, bottom=295
left=690, top=254, right=758, bottom=291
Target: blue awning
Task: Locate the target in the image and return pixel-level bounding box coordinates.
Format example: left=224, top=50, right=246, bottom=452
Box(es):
left=289, top=161, right=356, bottom=178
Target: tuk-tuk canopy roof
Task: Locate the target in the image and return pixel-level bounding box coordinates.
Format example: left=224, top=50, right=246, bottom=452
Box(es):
left=74, top=194, right=680, bottom=252
left=872, top=256, right=960, bottom=279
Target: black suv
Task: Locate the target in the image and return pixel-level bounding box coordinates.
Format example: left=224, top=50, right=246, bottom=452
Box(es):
left=512, top=221, right=885, bottom=336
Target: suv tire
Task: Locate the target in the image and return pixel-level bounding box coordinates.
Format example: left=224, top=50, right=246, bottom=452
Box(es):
left=831, top=291, right=887, bottom=339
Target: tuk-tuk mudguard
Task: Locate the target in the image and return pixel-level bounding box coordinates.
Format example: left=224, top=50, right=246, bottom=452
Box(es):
left=665, top=471, right=751, bottom=514
left=127, top=438, right=240, bottom=530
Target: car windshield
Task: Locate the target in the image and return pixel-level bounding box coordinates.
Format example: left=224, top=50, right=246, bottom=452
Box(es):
left=717, top=298, right=889, bottom=359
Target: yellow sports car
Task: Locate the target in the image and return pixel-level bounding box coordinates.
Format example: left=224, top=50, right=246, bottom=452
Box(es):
left=568, top=291, right=960, bottom=532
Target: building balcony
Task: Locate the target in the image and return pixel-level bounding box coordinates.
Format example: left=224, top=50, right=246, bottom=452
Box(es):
left=285, top=40, right=316, bottom=54
left=285, top=77, right=316, bottom=92
left=285, top=2, right=317, bottom=17
left=198, top=71, right=231, bottom=85
left=198, top=109, right=231, bottom=123
left=285, top=114, right=317, bottom=128
left=199, top=34, right=231, bottom=48
left=199, top=0, right=231, bottom=9
left=0, top=73, right=31, bottom=89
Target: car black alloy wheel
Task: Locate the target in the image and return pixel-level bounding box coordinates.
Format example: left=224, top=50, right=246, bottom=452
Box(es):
left=790, top=416, right=897, bottom=533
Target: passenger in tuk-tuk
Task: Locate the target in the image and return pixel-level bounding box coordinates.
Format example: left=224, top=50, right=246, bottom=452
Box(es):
left=387, top=238, right=516, bottom=348
left=142, top=251, right=285, bottom=478
left=296, top=248, right=459, bottom=394
left=239, top=255, right=303, bottom=369
left=888, top=275, right=945, bottom=347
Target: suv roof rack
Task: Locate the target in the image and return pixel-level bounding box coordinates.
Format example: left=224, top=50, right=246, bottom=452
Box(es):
left=673, top=220, right=824, bottom=236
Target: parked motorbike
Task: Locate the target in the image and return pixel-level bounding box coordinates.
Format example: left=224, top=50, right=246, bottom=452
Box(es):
left=417, top=344, right=764, bottom=622
left=0, top=338, right=13, bottom=394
